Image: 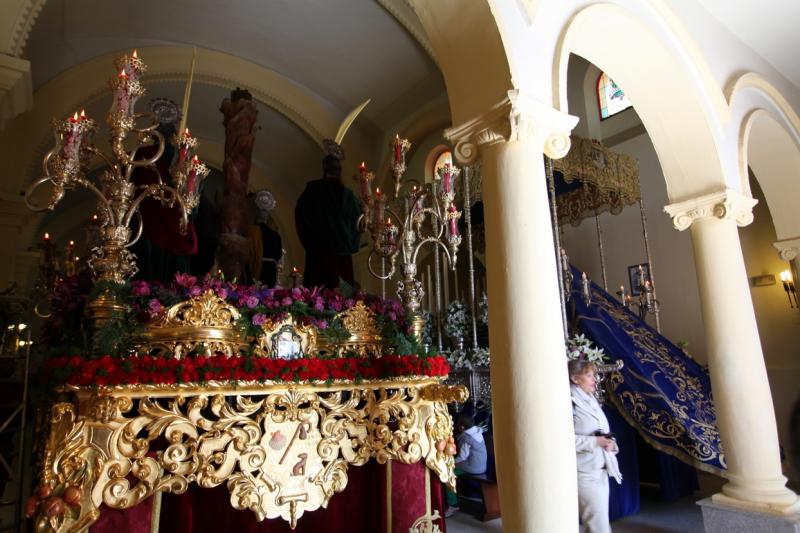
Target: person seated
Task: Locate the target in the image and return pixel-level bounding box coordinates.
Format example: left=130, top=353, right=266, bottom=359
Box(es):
left=445, top=414, right=488, bottom=517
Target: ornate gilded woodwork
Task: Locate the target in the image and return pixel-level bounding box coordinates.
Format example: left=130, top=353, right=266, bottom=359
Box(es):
left=137, top=292, right=388, bottom=359
left=552, top=135, right=640, bottom=226
left=138, top=289, right=246, bottom=357
left=32, top=379, right=465, bottom=531
left=255, top=316, right=319, bottom=359
left=320, top=301, right=384, bottom=357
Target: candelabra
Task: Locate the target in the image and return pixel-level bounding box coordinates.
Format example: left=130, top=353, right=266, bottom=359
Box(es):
left=560, top=248, right=574, bottom=303
left=356, top=137, right=462, bottom=340
left=24, top=51, right=209, bottom=323
left=780, top=270, right=798, bottom=308
left=580, top=272, right=592, bottom=306
left=631, top=265, right=660, bottom=322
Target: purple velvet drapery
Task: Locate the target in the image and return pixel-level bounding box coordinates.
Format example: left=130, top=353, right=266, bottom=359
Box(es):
left=89, top=462, right=446, bottom=533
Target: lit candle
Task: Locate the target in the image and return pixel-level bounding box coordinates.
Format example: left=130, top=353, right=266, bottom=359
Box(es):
left=357, top=162, right=372, bottom=201
left=385, top=218, right=396, bottom=245
left=393, top=134, right=402, bottom=165
left=42, top=232, right=50, bottom=241
left=373, top=188, right=385, bottom=228
left=187, top=155, right=199, bottom=194
left=113, top=68, right=130, bottom=115
left=178, top=128, right=191, bottom=164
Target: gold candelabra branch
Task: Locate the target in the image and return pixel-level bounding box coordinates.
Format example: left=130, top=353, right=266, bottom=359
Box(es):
left=356, top=138, right=462, bottom=336
left=24, top=50, right=208, bottom=287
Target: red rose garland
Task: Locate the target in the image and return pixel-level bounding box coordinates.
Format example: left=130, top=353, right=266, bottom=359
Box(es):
left=45, top=354, right=450, bottom=387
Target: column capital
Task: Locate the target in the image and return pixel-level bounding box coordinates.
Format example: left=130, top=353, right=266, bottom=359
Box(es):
left=443, top=90, right=578, bottom=165
left=663, top=189, right=758, bottom=231
left=773, top=238, right=800, bottom=262
left=0, top=53, right=31, bottom=129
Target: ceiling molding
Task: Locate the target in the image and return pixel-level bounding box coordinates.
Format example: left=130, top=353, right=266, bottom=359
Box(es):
left=377, top=0, right=438, bottom=67
left=1, top=0, right=46, bottom=56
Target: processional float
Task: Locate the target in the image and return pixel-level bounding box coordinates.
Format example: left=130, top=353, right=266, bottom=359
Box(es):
left=23, top=50, right=465, bottom=533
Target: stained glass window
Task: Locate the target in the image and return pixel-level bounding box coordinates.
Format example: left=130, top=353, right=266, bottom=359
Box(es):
left=597, top=72, right=632, bottom=119
left=433, top=150, right=452, bottom=177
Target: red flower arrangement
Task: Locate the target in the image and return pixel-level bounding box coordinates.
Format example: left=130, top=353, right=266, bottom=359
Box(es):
left=45, top=354, right=450, bottom=387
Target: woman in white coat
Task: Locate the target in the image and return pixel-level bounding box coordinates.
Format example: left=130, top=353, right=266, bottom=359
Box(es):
left=569, top=359, right=622, bottom=533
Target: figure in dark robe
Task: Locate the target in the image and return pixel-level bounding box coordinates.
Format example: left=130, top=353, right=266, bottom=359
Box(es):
left=247, top=189, right=283, bottom=286
left=294, top=155, right=360, bottom=289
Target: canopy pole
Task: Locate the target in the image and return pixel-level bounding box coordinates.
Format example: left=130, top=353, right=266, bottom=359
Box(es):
left=595, top=211, right=608, bottom=291
left=546, top=157, right=568, bottom=339
left=463, top=165, right=479, bottom=350
left=638, top=177, right=661, bottom=332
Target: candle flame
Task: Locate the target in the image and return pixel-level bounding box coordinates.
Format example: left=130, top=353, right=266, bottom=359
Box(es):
left=43, top=232, right=50, bottom=240
left=80, top=109, right=86, bottom=119
left=132, top=49, right=138, bottom=59
left=183, top=128, right=191, bottom=137
left=75, top=256, right=80, bottom=261
left=292, top=267, right=298, bottom=273
left=359, top=161, right=365, bottom=170
left=69, top=240, right=75, bottom=246
left=191, top=155, right=199, bottom=163
left=71, top=111, right=79, bottom=121
left=376, top=188, right=381, bottom=195
left=118, top=68, right=128, bottom=78
left=386, top=218, right=392, bottom=225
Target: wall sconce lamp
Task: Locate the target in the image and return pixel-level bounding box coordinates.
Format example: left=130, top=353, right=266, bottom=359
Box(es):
left=780, top=270, right=798, bottom=308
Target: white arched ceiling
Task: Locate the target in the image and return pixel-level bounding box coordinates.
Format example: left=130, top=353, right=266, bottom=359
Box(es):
left=727, top=73, right=800, bottom=241
left=24, top=0, right=443, bottom=136
left=553, top=2, right=728, bottom=202
left=407, top=0, right=512, bottom=125
left=741, top=111, right=800, bottom=242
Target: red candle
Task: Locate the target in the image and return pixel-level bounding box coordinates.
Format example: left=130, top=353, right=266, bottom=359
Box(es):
left=448, top=204, right=458, bottom=236
left=393, top=135, right=401, bottom=164
left=442, top=164, right=454, bottom=194
left=187, top=155, right=199, bottom=194
left=178, top=128, right=191, bottom=164
left=357, top=162, right=372, bottom=201
left=373, top=188, right=385, bottom=228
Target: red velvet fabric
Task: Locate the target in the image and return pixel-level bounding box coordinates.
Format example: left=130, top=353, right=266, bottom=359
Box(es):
left=88, top=462, right=446, bottom=532
left=132, top=144, right=198, bottom=255
left=90, top=497, right=155, bottom=532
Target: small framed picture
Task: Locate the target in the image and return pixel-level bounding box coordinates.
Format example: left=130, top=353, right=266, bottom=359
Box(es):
left=628, top=263, right=651, bottom=296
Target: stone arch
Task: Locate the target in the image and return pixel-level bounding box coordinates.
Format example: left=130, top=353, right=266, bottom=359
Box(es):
left=551, top=2, right=730, bottom=202
left=0, top=45, right=340, bottom=197
left=728, top=73, right=800, bottom=241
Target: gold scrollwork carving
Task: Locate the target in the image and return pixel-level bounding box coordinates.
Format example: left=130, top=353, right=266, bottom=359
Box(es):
left=138, top=289, right=246, bottom=357
left=34, top=380, right=460, bottom=531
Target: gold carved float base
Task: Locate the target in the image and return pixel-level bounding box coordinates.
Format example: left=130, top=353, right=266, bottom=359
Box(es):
left=33, top=379, right=467, bottom=532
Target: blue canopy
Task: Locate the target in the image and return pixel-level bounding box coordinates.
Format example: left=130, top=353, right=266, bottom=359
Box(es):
left=568, top=266, right=726, bottom=475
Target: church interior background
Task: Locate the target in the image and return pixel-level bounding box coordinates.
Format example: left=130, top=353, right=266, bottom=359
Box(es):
left=0, top=1, right=799, bottom=532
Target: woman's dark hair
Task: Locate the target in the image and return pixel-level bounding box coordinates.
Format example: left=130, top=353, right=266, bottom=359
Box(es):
left=568, top=359, right=597, bottom=383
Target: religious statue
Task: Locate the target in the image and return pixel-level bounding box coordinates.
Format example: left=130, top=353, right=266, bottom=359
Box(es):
left=248, top=189, right=283, bottom=286
left=295, top=148, right=361, bottom=289
left=294, top=100, right=370, bottom=289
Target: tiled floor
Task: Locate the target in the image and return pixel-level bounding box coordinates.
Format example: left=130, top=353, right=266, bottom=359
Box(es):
left=446, top=474, right=724, bottom=532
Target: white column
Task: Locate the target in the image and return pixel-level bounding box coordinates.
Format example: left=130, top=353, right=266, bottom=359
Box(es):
left=666, top=190, right=800, bottom=514
left=446, top=91, right=579, bottom=532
